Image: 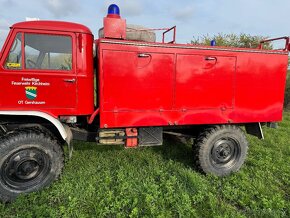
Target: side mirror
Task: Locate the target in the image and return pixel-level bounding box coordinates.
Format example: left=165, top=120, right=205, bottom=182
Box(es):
left=288, top=43, right=290, bottom=51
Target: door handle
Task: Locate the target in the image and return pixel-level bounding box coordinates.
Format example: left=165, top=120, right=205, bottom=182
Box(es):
left=138, top=53, right=151, bottom=58
left=63, top=79, right=76, bottom=83
left=205, top=56, right=217, bottom=61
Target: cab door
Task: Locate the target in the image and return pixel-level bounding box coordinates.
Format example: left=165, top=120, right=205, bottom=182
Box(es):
left=0, top=30, right=77, bottom=111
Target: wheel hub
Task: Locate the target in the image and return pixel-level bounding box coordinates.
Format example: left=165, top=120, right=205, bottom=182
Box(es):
left=16, top=160, right=40, bottom=180
left=1, top=148, right=50, bottom=191
left=211, top=137, right=241, bottom=169
left=215, top=143, right=232, bottom=160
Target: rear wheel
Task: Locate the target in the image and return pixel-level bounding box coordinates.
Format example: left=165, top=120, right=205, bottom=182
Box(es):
left=0, top=129, right=64, bottom=202
left=194, top=125, right=248, bottom=176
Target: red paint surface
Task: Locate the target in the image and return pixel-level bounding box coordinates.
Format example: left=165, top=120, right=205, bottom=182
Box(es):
left=125, top=128, right=138, bottom=147
left=103, top=16, right=126, bottom=39
left=98, top=39, right=288, bottom=128
left=0, top=21, right=94, bottom=116
left=0, top=21, right=288, bottom=130
left=11, top=21, right=92, bottom=34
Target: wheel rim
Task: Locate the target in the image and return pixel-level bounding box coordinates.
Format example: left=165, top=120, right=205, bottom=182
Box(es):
left=1, top=147, right=51, bottom=191
left=210, top=137, right=241, bottom=169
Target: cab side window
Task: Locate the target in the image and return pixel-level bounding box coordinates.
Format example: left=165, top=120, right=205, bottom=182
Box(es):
left=5, top=33, right=22, bottom=70
left=24, top=34, right=72, bottom=70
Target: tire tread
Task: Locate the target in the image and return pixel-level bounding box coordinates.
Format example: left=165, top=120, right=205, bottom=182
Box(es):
left=193, top=125, right=248, bottom=176
left=0, top=127, right=64, bottom=202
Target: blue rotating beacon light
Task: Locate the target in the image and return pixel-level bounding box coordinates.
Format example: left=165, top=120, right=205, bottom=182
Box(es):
left=107, top=4, right=120, bottom=18
left=103, top=4, right=126, bottom=39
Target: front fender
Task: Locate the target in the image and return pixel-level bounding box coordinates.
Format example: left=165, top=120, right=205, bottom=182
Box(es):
left=0, top=111, right=71, bottom=144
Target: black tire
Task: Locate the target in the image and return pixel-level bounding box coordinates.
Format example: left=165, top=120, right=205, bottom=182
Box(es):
left=0, top=125, right=7, bottom=136
left=0, top=128, right=64, bottom=202
left=194, top=125, right=248, bottom=176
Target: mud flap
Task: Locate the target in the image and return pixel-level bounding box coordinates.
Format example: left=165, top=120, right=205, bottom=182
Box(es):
left=139, top=127, right=163, bottom=146
left=63, top=124, right=73, bottom=158
left=245, top=123, right=264, bottom=140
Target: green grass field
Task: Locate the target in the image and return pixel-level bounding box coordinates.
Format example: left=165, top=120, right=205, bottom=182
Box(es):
left=0, top=113, right=289, bottom=217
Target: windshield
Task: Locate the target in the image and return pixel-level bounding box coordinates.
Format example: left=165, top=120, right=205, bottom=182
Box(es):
left=0, top=44, right=2, bottom=59
left=5, top=33, right=22, bottom=69
left=0, top=29, right=10, bottom=59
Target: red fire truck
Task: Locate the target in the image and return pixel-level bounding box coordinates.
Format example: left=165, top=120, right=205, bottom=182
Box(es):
left=0, top=4, right=288, bottom=201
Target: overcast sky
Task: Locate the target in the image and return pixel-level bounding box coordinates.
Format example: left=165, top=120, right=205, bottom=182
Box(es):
left=1, top=0, right=290, bottom=48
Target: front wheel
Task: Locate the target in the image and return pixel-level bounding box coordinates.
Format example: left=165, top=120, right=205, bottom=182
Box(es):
left=0, top=129, right=64, bottom=202
left=194, top=125, right=248, bottom=176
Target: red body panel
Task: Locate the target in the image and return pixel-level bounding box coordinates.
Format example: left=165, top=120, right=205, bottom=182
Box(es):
left=0, top=21, right=288, bottom=129
left=98, top=39, right=288, bottom=128
left=175, top=55, right=236, bottom=109
left=0, top=21, right=94, bottom=117
left=102, top=50, right=174, bottom=111
left=103, top=17, right=126, bottom=39
left=11, top=21, right=92, bottom=34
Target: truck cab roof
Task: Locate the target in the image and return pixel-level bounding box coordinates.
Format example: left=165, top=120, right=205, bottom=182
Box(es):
left=11, top=21, right=92, bottom=34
